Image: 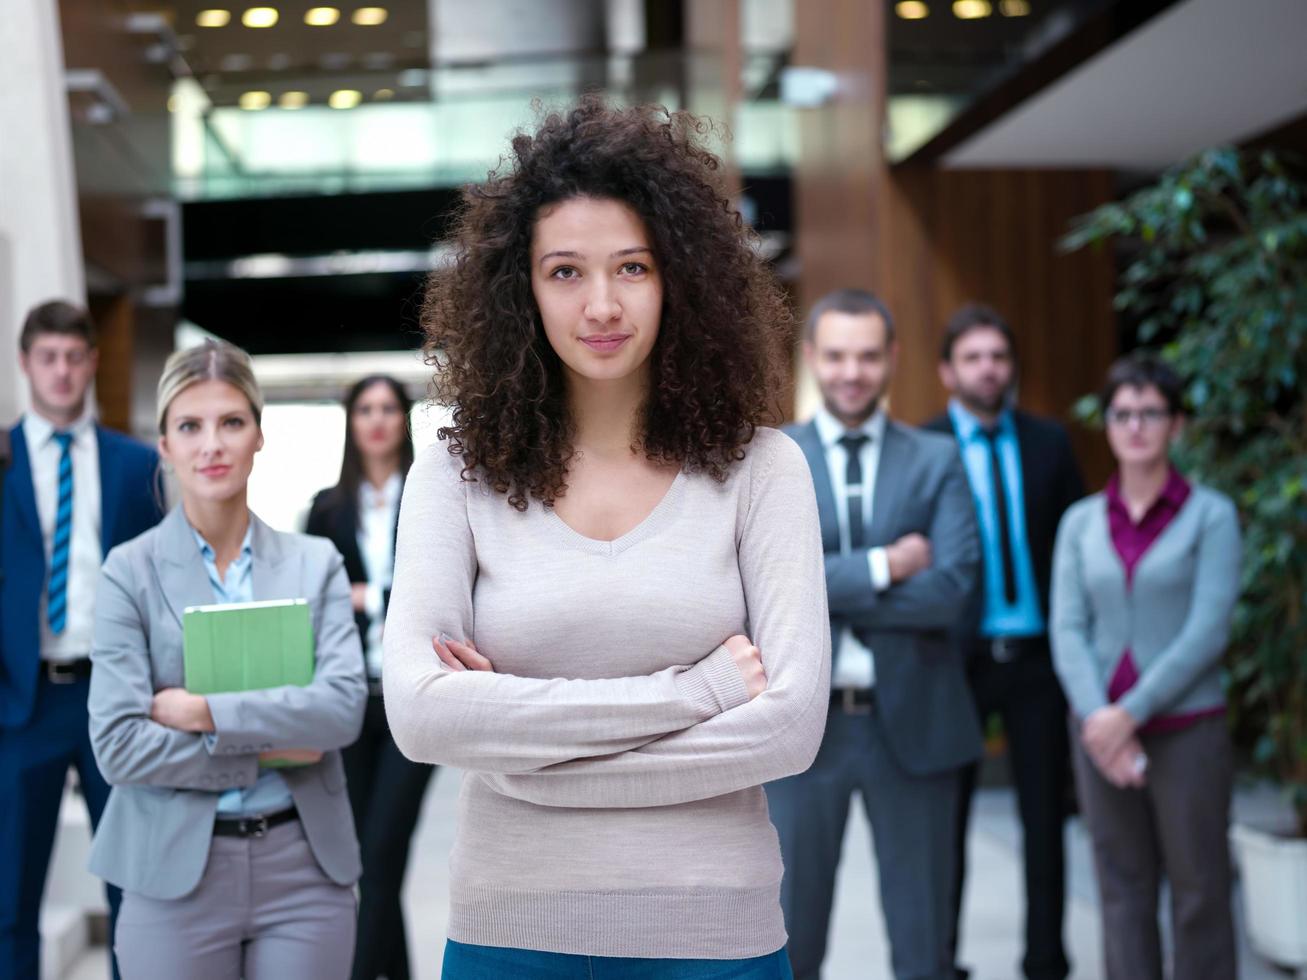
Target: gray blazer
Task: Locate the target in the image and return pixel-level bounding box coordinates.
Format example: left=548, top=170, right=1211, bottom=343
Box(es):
left=1050, top=484, right=1241, bottom=725
left=786, top=419, right=983, bottom=775
left=87, top=506, right=367, bottom=900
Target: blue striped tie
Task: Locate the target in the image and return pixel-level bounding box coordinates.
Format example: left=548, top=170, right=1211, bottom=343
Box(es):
left=48, top=431, right=74, bottom=635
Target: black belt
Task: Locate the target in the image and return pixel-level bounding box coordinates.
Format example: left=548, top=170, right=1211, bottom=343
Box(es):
left=44, top=659, right=92, bottom=684
left=213, top=807, right=298, bottom=839
left=830, top=688, right=875, bottom=715
left=973, top=635, right=1047, bottom=663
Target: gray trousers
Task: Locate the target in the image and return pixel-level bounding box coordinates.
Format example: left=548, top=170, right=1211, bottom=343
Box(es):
left=1070, top=713, right=1236, bottom=980
left=114, top=818, right=357, bottom=980
left=766, top=703, right=961, bottom=980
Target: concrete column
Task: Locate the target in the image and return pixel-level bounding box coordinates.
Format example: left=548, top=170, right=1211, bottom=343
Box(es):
left=0, top=0, right=84, bottom=422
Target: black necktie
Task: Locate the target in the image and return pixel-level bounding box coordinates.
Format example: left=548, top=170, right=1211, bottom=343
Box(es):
left=838, top=433, right=870, bottom=550
left=981, top=426, right=1019, bottom=604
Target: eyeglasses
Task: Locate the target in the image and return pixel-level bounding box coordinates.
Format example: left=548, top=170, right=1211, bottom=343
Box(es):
left=1105, top=407, right=1171, bottom=428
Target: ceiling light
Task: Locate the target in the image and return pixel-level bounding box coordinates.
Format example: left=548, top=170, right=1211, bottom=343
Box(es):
left=328, top=89, right=362, bottom=109
left=351, top=7, right=388, bottom=26
left=895, top=1, right=929, bottom=19
left=999, top=0, right=1030, bottom=14
left=953, top=0, right=992, bottom=17
left=373, top=88, right=394, bottom=100
left=241, top=7, right=279, bottom=28
left=238, top=90, right=271, bottom=110
left=304, top=6, right=340, bottom=25
left=279, top=90, right=309, bottom=108
left=196, top=9, right=231, bottom=27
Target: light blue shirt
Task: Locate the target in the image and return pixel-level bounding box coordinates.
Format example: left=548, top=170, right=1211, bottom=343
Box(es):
left=190, top=521, right=294, bottom=817
left=947, top=400, right=1045, bottom=638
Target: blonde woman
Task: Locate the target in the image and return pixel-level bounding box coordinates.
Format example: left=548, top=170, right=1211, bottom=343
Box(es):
left=87, top=340, right=367, bottom=979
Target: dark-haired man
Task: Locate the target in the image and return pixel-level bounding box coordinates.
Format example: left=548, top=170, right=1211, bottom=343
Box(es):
left=769, top=288, right=982, bottom=980
left=925, top=304, right=1085, bottom=980
left=0, top=301, right=163, bottom=979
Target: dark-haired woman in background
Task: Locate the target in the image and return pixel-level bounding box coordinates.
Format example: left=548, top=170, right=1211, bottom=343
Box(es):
left=1050, top=354, right=1241, bottom=980
left=306, top=375, right=433, bottom=980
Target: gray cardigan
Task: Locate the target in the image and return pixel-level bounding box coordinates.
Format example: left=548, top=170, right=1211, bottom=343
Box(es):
left=1049, top=483, right=1242, bottom=725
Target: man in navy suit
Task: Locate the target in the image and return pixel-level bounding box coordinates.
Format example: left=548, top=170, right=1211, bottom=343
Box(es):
left=0, top=301, right=164, bottom=979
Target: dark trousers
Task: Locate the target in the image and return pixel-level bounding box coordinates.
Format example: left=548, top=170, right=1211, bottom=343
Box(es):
left=0, top=673, right=121, bottom=980
left=344, top=692, right=435, bottom=980
left=1071, top=713, right=1236, bottom=980
left=766, top=701, right=961, bottom=980
left=951, top=642, right=1070, bottom=980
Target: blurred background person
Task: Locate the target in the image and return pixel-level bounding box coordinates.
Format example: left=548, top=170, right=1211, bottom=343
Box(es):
left=86, top=340, right=367, bottom=979
left=0, top=301, right=163, bottom=980
left=926, top=303, right=1084, bottom=980
left=1050, top=354, right=1242, bottom=980
left=768, top=288, right=982, bottom=980
left=306, top=375, right=433, bottom=980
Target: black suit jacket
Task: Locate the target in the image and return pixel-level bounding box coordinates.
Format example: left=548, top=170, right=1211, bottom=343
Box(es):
left=923, top=407, right=1085, bottom=631
left=305, top=483, right=402, bottom=670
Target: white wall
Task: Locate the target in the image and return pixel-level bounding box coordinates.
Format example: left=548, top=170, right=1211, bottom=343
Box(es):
left=0, top=0, right=84, bottom=423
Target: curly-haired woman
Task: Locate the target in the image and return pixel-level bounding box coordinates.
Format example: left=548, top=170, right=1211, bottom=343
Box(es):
left=382, top=98, right=830, bottom=979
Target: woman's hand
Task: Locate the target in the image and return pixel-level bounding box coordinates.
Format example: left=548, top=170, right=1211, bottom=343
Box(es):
left=150, top=688, right=215, bottom=733
left=724, top=634, right=767, bottom=700
left=351, top=583, right=368, bottom=613
left=1095, top=736, right=1148, bottom=790
left=259, top=748, right=323, bottom=766
left=1081, top=705, right=1136, bottom=770
left=433, top=635, right=494, bottom=672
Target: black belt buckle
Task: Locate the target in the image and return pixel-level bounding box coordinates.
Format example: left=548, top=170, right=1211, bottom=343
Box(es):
left=46, top=661, right=87, bottom=684
left=237, top=815, right=270, bottom=838
left=990, top=637, right=1017, bottom=663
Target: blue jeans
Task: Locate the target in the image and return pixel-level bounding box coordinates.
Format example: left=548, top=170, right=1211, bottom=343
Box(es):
left=442, top=940, right=794, bottom=979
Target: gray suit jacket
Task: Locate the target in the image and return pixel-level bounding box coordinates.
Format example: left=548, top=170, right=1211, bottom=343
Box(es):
left=785, top=418, right=984, bottom=775
left=87, top=506, right=367, bottom=900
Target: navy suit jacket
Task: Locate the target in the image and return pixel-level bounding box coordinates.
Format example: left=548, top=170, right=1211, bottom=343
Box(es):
left=785, top=418, right=984, bottom=775
left=0, top=421, right=164, bottom=728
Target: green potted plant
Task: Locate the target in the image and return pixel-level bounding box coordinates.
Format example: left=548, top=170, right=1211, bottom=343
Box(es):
left=1062, top=146, right=1307, bottom=970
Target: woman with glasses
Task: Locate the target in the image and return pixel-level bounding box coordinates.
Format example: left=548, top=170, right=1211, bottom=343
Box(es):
left=1050, top=354, right=1242, bottom=980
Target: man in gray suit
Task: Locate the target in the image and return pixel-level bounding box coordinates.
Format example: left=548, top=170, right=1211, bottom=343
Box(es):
left=767, top=289, right=983, bottom=980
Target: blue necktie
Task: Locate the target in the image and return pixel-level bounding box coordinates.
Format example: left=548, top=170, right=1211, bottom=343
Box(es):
left=48, top=431, right=74, bottom=635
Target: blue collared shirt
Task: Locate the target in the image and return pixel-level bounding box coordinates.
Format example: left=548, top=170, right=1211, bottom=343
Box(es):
left=947, top=400, right=1045, bottom=638
left=190, top=521, right=294, bottom=817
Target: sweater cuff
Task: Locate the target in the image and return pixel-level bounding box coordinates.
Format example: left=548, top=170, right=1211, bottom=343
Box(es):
left=1117, top=688, right=1154, bottom=728
left=676, top=645, right=752, bottom=717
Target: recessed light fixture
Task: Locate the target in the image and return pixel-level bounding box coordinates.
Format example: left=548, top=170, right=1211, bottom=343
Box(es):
left=953, top=0, right=992, bottom=17
left=238, top=90, right=272, bottom=110
left=999, top=0, right=1030, bottom=15
left=328, top=89, right=363, bottom=109
left=305, top=6, right=340, bottom=26
left=241, top=7, right=279, bottom=28
left=352, top=7, right=388, bottom=26
left=374, top=88, right=394, bottom=100
left=196, top=9, right=231, bottom=27
left=895, top=1, right=929, bottom=19
left=279, top=91, right=309, bottom=108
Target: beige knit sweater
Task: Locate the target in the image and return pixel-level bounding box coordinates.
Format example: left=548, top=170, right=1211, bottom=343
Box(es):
left=382, top=426, right=830, bottom=959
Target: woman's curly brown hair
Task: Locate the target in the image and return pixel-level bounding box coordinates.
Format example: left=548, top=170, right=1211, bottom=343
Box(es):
left=423, top=96, right=793, bottom=510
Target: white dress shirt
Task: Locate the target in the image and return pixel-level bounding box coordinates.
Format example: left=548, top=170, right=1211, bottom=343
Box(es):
left=22, top=410, right=102, bottom=661
left=813, top=407, right=892, bottom=689
left=357, top=473, right=402, bottom=679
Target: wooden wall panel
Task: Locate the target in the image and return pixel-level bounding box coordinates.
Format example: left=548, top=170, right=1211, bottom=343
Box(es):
left=91, top=292, right=133, bottom=432
left=793, top=0, right=1118, bottom=484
